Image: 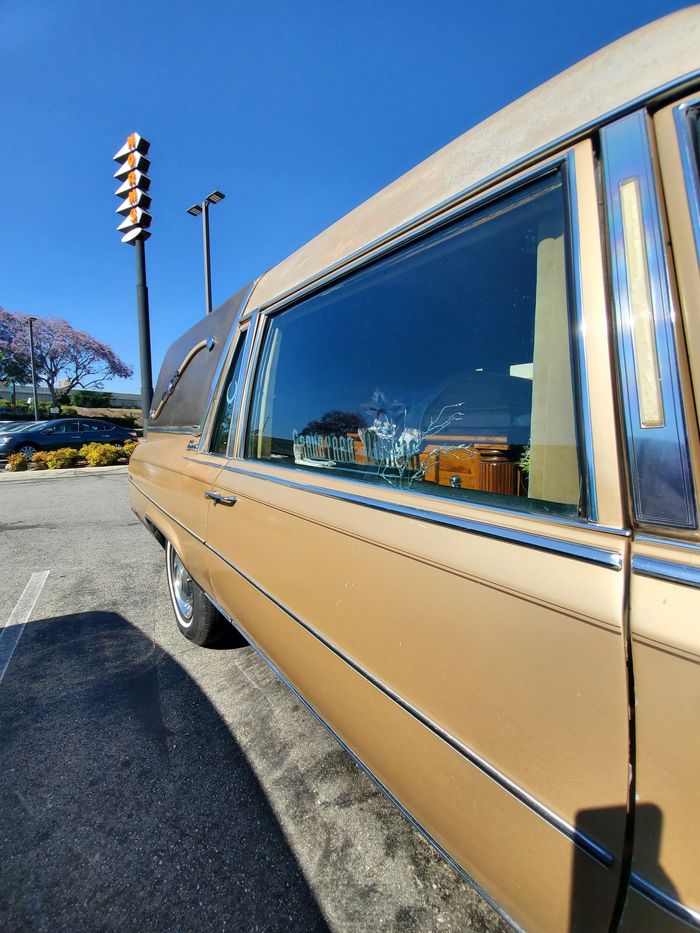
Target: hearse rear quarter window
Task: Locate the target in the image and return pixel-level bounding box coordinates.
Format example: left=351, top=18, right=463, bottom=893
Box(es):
left=245, top=171, right=584, bottom=518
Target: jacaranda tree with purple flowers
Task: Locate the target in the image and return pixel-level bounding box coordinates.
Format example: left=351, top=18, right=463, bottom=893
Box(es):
left=0, top=308, right=133, bottom=405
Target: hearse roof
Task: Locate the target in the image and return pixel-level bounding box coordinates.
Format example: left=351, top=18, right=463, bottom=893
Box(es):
left=245, top=7, right=700, bottom=314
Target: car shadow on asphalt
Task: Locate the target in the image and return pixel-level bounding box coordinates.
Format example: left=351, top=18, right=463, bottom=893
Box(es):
left=0, top=610, right=330, bottom=932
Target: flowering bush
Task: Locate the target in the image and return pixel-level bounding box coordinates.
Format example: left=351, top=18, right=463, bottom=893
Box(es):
left=6, top=452, right=28, bottom=472
left=31, top=451, right=50, bottom=470
left=79, top=442, right=122, bottom=467
left=122, top=439, right=138, bottom=459
left=46, top=447, right=82, bottom=470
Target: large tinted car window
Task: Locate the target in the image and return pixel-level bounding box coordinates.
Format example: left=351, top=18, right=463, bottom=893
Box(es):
left=246, top=172, right=583, bottom=518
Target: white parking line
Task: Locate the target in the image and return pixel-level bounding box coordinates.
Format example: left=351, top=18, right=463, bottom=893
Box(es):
left=0, top=571, right=50, bottom=685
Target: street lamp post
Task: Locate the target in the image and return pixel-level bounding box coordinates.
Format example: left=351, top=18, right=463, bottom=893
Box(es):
left=27, top=317, right=39, bottom=421
left=187, top=191, right=225, bottom=315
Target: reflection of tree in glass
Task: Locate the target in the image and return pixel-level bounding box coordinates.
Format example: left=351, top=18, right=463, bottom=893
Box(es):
left=302, top=410, right=367, bottom=436
left=361, top=388, right=472, bottom=489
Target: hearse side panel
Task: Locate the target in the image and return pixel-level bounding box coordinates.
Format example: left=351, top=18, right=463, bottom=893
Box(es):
left=205, top=528, right=619, bottom=933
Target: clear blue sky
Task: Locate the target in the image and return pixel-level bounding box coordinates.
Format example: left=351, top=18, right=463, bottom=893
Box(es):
left=1, top=0, right=692, bottom=395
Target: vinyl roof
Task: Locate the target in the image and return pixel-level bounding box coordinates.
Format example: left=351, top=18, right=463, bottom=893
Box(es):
left=246, top=6, right=700, bottom=313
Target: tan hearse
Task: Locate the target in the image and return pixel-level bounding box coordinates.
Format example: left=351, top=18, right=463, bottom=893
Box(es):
left=130, top=10, right=700, bottom=931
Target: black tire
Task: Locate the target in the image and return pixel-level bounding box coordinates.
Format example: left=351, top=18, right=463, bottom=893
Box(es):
left=165, top=540, right=226, bottom=646
left=16, top=444, right=38, bottom=458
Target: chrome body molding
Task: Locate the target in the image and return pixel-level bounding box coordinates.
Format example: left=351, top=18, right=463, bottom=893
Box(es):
left=249, top=69, right=700, bottom=322
left=631, top=872, right=700, bottom=929
left=601, top=111, right=697, bottom=529
left=674, top=97, right=700, bottom=267
left=202, top=590, right=524, bottom=933
left=150, top=337, right=215, bottom=421
left=146, top=424, right=202, bottom=436
left=193, top=459, right=625, bottom=569
left=204, top=540, right=614, bottom=870
left=632, top=555, right=700, bottom=590
left=128, top=478, right=206, bottom=545
left=635, top=533, right=700, bottom=552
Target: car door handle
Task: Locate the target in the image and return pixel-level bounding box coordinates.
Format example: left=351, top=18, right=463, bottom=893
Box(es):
left=204, top=491, right=238, bottom=506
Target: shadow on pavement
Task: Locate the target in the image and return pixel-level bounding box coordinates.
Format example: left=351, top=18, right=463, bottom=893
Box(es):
left=0, top=610, right=329, bottom=932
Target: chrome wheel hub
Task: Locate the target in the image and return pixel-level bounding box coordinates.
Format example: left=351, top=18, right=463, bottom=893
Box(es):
left=171, top=550, right=194, bottom=622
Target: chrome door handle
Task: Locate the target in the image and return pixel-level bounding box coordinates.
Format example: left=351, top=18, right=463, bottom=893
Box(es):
left=204, top=491, right=238, bottom=506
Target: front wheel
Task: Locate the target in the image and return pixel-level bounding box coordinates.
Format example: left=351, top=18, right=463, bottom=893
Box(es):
left=16, top=444, right=38, bottom=458
left=165, top=541, right=226, bottom=646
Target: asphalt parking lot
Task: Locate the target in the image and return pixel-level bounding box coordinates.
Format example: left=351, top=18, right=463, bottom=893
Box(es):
left=0, top=470, right=510, bottom=932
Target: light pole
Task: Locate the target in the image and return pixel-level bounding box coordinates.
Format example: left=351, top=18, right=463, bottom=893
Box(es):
left=27, top=317, right=39, bottom=421
left=187, top=191, right=225, bottom=315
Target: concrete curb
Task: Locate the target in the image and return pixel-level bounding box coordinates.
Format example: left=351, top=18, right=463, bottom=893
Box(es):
left=0, top=464, right=130, bottom=482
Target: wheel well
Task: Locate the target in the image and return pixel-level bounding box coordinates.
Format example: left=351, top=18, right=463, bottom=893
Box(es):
left=143, top=516, right=166, bottom=549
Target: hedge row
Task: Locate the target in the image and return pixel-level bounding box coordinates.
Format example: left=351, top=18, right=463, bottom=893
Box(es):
left=6, top=441, right=138, bottom=472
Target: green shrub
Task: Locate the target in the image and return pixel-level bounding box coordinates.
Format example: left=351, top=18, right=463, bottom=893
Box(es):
left=79, top=442, right=122, bottom=467
left=46, top=447, right=82, bottom=470
left=6, top=453, right=28, bottom=472
left=31, top=451, right=50, bottom=470
left=71, top=390, right=111, bottom=408
left=122, top=439, right=138, bottom=459
left=60, top=406, right=78, bottom=416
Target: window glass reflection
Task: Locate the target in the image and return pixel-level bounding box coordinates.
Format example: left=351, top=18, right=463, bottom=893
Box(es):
left=246, top=174, right=582, bottom=517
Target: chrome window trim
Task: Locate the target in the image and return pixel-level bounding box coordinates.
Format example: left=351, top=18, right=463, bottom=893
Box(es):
left=632, top=554, right=700, bottom=590
left=197, top=320, right=254, bottom=460
left=631, top=872, right=700, bottom=929
left=601, top=110, right=697, bottom=529
left=203, top=590, right=524, bottom=933
left=241, top=157, right=598, bottom=524
left=259, top=157, right=566, bottom=318
left=246, top=70, right=700, bottom=322
left=563, top=152, right=598, bottom=522
left=197, top=278, right=258, bottom=454
left=204, top=541, right=614, bottom=870
left=195, top=458, right=625, bottom=568
left=229, top=310, right=260, bottom=459
left=673, top=97, right=700, bottom=266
